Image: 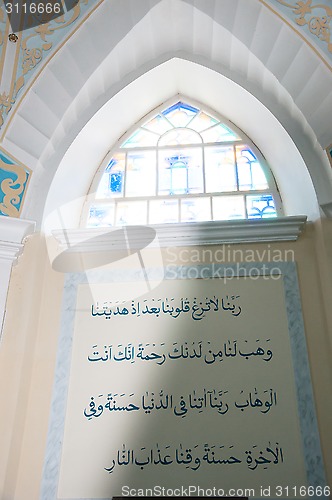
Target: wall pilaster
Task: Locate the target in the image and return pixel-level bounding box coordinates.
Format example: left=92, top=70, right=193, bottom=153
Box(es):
left=0, top=216, right=35, bottom=339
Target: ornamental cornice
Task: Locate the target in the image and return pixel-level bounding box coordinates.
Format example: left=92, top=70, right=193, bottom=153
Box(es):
left=52, top=217, right=307, bottom=253
left=0, top=215, right=35, bottom=263
left=0, top=240, right=25, bottom=261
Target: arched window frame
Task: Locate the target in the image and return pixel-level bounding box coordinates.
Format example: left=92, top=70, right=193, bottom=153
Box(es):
left=82, top=97, right=283, bottom=227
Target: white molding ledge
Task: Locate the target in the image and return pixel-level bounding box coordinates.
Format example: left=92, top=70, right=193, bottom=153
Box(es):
left=52, top=217, right=307, bottom=253
left=0, top=217, right=36, bottom=263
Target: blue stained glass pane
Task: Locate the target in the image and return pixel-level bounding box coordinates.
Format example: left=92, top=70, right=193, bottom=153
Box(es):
left=158, top=148, right=203, bottom=195
left=106, top=158, right=117, bottom=171
left=241, top=149, right=256, bottom=162
left=110, top=172, right=123, bottom=193
left=246, top=194, right=277, bottom=219
left=162, top=101, right=199, bottom=116
left=87, top=204, right=115, bottom=227
left=236, top=145, right=268, bottom=191
left=97, top=154, right=125, bottom=199
left=162, top=102, right=199, bottom=127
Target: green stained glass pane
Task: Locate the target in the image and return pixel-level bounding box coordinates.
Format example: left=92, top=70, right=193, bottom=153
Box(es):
left=96, top=153, right=125, bottom=199
left=143, top=115, right=172, bottom=135
left=205, top=146, right=237, bottom=192
left=188, top=111, right=219, bottom=132
left=87, top=204, right=115, bottom=227
left=213, top=195, right=245, bottom=220
left=158, top=128, right=202, bottom=146
left=115, top=201, right=148, bottom=225
left=246, top=194, right=277, bottom=219
left=149, top=199, right=179, bottom=224
left=121, top=128, right=158, bottom=148
left=126, top=151, right=156, bottom=197
left=162, top=102, right=199, bottom=127
left=181, top=197, right=211, bottom=222
left=202, top=124, right=239, bottom=143
left=236, top=145, right=268, bottom=191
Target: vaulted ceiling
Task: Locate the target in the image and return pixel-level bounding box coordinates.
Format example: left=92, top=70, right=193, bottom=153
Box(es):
left=1, top=0, right=332, bottom=226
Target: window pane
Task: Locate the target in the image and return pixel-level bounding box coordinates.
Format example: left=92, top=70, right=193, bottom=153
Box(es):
left=87, top=204, right=115, bottom=227
left=251, top=163, right=269, bottom=190
left=172, top=167, right=187, bottom=193
left=162, top=102, right=199, bottom=127
left=143, top=114, right=172, bottom=135
left=126, top=151, right=156, bottom=197
left=205, top=146, right=237, bottom=192
left=158, top=148, right=203, bottom=195
left=91, top=102, right=281, bottom=227
left=246, top=194, right=277, bottom=219
left=189, top=111, right=219, bottom=132
left=96, top=154, right=125, bottom=199
left=202, top=124, right=240, bottom=143
left=115, top=201, right=147, bottom=225
left=149, top=199, right=179, bottom=224
left=121, top=128, right=158, bottom=148
left=213, top=195, right=245, bottom=220
left=158, top=128, right=202, bottom=146
left=181, top=197, right=211, bottom=222
left=236, top=145, right=268, bottom=190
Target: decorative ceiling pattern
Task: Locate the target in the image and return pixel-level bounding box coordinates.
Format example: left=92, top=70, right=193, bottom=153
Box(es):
left=0, top=0, right=99, bottom=133
left=271, top=0, right=332, bottom=55
left=0, top=146, right=30, bottom=217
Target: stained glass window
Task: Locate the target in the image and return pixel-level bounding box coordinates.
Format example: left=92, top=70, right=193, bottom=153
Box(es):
left=85, top=100, right=282, bottom=227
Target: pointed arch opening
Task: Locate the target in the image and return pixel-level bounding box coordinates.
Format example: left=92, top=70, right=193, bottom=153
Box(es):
left=83, top=98, right=283, bottom=228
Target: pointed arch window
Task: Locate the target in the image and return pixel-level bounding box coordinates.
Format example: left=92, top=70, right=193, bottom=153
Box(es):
left=84, top=101, right=282, bottom=227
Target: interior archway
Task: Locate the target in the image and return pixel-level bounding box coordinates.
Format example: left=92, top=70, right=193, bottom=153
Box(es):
left=2, top=0, right=330, bottom=227
left=42, top=58, right=319, bottom=233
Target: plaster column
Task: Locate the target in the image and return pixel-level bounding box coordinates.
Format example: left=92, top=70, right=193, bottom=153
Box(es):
left=0, top=216, right=36, bottom=340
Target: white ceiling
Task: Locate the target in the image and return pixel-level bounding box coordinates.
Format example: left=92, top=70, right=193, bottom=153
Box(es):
left=2, top=0, right=332, bottom=227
